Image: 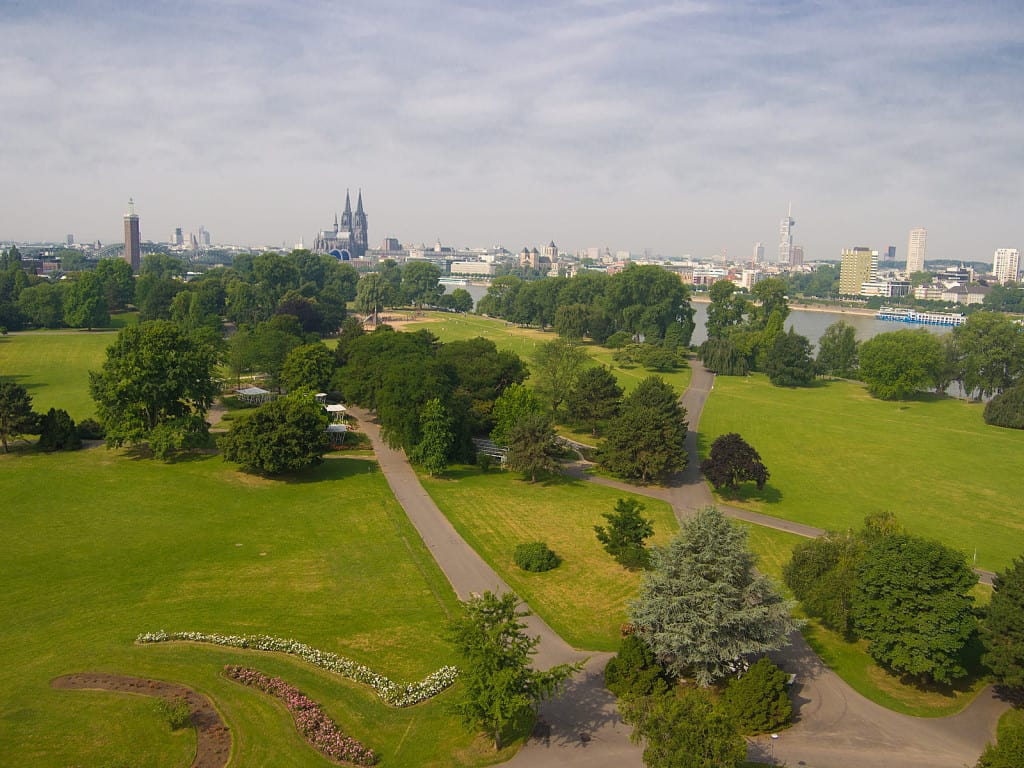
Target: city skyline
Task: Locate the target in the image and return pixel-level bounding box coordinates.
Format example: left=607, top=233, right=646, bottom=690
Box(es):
left=1, top=1, right=1021, bottom=262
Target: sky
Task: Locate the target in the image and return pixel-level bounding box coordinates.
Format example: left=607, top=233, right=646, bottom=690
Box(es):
left=1, top=0, right=1022, bottom=263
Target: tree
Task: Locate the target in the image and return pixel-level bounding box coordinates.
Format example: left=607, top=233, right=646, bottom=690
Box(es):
left=62, top=271, right=109, bottom=329
left=400, top=261, right=443, bottom=309
left=94, top=257, right=135, bottom=310
left=952, top=312, right=1024, bottom=400
left=89, top=320, right=219, bottom=447
left=354, top=272, right=393, bottom=321
left=976, top=721, right=1024, bottom=768
left=766, top=328, right=815, bottom=386
left=705, top=279, right=749, bottom=339
left=0, top=381, right=37, bottom=452
left=219, top=390, right=329, bottom=475
left=411, top=398, right=453, bottom=476
left=17, top=282, right=64, bottom=328
left=619, top=687, right=745, bottom=768
left=630, top=507, right=796, bottom=685
left=553, top=302, right=589, bottom=340
left=505, top=413, right=560, bottom=483
left=605, top=264, right=695, bottom=344
left=859, top=329, right=946, bottom=400
left=700, top=433, right=769, bottom=492
left=698, top=337, right=748, bottom=376
left=985, top=383, right=1024, bottom=430
left=36, top=408, right=82, bottom=452
left=721, top=656, right=792, bottom=734
left=279, top=342, right=335, bottom=394
left=490, top=383, right=544, bottom=446
left=445, top=591, right=576, bottom=750
left=531, top=337, right=589, bottom=415
left=783, top=531, right=863, bottom=636
left=981, top=556, right=1024, bottom=691
left=565, top=365, right=622, bottom=435
left=594, top=497, right=654, bottom=569
left=603, top=634, right=671, bottom=698
left=852, top=534, right=976, bottom=684
left=147, top=414, right=211, bottom=461
left=599, top=376, right=687, bottom=483
left=446, top=287, right=474, bottom=313
left=816, top=320, right=859, bottom=378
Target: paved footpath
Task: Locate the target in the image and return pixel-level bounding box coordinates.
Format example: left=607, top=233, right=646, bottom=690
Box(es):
left=350, top=358, right=1008, bottom=768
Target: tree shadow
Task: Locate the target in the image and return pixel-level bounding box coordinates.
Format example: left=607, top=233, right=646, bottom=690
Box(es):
left=720, top=483, right=784, bottom=505
left=530, top=659, right=625, bottom=749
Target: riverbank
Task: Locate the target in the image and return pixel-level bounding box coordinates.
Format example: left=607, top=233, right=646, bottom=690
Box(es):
left=690, top=294, right=878, bottom=318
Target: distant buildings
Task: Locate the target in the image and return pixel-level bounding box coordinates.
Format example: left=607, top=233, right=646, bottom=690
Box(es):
left=313, top=189, right=368, bottom=259
left=123, top=198, right=141, bottom=273
left=778, top=205, right=795, bottom=264
left=993, top=248, right=1020, bottom=284
left=906, top=228, right=927, bottom=274
left=753, top=242, right=764, bottom=264
left=789, top=245, right=804, bottom=267
left=838, top=247, right=878, bottom=296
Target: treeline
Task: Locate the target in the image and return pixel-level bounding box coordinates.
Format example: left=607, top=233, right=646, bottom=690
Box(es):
left=476, top=264, right=696, bottom=346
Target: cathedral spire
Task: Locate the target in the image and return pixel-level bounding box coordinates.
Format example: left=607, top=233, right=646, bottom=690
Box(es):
left=344, top=189, right=352, bottom=216
left=356, top=189, right=364, bottom=214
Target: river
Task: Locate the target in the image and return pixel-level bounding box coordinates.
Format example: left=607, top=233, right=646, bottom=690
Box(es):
left=446, top=282, right=953, bottom=347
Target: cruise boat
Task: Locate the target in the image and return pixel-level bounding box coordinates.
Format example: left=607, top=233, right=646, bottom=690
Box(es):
left=875, top=307, right=967, bottom=326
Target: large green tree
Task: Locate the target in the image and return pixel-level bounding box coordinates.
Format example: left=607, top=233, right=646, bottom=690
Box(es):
left=594, top=497, right=654, bottom=570
left=94, top=257, right=135, bottom=310
left=354, top=272, right=393, bottom=321
left=606, top=264, right=695, bottom=344
left=816, top=320, right=859, bottom=378
left=705, top=279, right=749, bottom=340
left=446, top=591, right=576, bottom=750
left=852, top=534, right=976, bottom=684
left=17, top=282, right=63, bottom=328
left=505, top=412, right=560, bottom=483
left=0, top=381, right=36, bottom=452
left=218, top=389, right=329, bottom=475
left=565, top=365, right=622, bottom=435
left=981, top=556, right=1024, bottom=691
left=783, top=531, right=863, bottom=637
left=411, top=398, right=454, bottom=476
left=531, top=337, right=589, bottom=415
left=858, top=329, right=946, bottom=400
left=62, top=271, right=109, bottom=329
left=952, top=312, right=1024, bottom=400
left=700, top=433, right=769, bottom=492
left=599, top=376, right=687, bottom=483
left=985, top=383, right=1024, bottom=430
left=400, top=261, right=443, bottom=309
left=279, top=342, right=336, bottom=394
left=490, top=383, right=544, bottom=446
left=89, top=320, right=219, bottom=447
left=766, top=328, right=815, bottom=387
left=630, top=507, right=796, bottom=685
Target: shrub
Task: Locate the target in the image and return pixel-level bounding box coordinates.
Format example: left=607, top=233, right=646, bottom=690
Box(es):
left=721, top=657, right=792, bottom=734
left=604, top=634, right=670, bottom=698
left=476, top=452, right=493, bottom=472
left=76, top=418, right=105, bottom=440
left=514, top=541, right=560, bottom=572
left=37, top=408, right=82, bottom=451
left=604, top=331, right=632, bottom=349
left=156, top=695, right=191, bottom=730
left=985, top=384, right=1024, bottom=430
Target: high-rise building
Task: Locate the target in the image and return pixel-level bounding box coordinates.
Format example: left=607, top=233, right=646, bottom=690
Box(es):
left=993, top=248, right=1020, bottom=284
left=778, top=204, right=795, bottom=264
left=789, top=245, right=804, bottom=267
left=199, top=225, right=210, bottom=246
left=885, top=245, right=896, bottom=261
left=839, top=247, right=878, bottom=296
left=906, top=228, right=927, bottom=274
left=753, top=242, right=764, bottom=264
left=66, top=234, right=74, bottom=246
left=123, top=198, right=141, bottom=274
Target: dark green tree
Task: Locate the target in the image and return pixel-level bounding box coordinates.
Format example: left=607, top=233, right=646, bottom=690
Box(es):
left=476, top=275, right=523, bottom=318
left=976, top=720, right=1024, bottom=768
left=89, top=320, right=219, bottom=448
left=783, top=531, right=864, bottom=636
left=553, top=302, right=589, bottom=340
left=531, top=337, right=589, bottom=415
left=698, top=336, right=749, bottom=376
left=630, top=507, right=796, bottom=685
left=94, top=257, right=135, bottom=310
left=445, top=287, right=474, bottom=313
left=599, top=376, right=687, bottom=483
left=0, top=382, right=37, bottom=452
left=17, top=282, right=64, bottom=328
left=603, top=634, right=671, bottom=698
left=952, top=312, right=1024, bottom=399
left=981, top=556, right=1024, bottom=691
left=859, top=329, right=946, bottom=400
left=445, top=591, right=576, bottom=750
left=411, top=398, right=453, bottom=476
left=279, top=342, right=336, bottom=394
left=852, top=534, right=976, bottom=684
left=565, top=365, right=622, bottom=435
left=705, top=279, right=749, bottom=339
left=490, top=383, right=544, bottom=446
left=985, top=383, right=1024, bottom=430
left=147, top=414, right=211, bottom=461
left=721, top=656, right=792, bottom=734
left=605, top=264, right=695, bottom=344
left=36, top=408, right=82, bottom=452
left=354, top=272, right=393, bottom=321
left=619, top=687, right=745, bottom=768
left=400, top=261, right=443, bottom=308
left=219, top=390, right=329, bottom=475
left=700, top=432, right=769, bottom=492
left=505, top=413, right=560, bottom=483
left=594, top=497, right=654, bottom=569
left=766, top=328, right=815, bottom=387
left=816, top=320, right=859, bottom=378
left=62, top=272, right=109, bottom=329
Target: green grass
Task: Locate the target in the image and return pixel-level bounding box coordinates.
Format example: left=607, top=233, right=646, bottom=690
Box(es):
left=0, top=332, right=114, bottom=420
left=0, top=449, right=508, bottom=767
left=699, top=374, right=1024, bottom=572
left=421, top=467, right=678, bottom=651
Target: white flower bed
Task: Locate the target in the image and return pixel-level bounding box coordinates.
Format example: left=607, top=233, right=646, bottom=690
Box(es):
left=137, top=630, right=458, bottom=707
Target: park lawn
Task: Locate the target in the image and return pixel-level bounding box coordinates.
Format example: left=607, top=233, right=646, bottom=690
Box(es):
left=0, top=332, right=115, bottom=420
left=0, top=449, right=507, bottom=768
left=698, top=374, right=1024, bottom=572
left=420, top=467, right=678, bottom=651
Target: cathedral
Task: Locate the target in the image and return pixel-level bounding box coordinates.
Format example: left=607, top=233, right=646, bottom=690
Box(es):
left=313, top=189, right=368, bottom=259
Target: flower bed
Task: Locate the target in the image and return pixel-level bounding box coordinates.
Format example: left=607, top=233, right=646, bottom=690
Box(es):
left=137, top=631, right=458, bottom=707
left=224, top=665, right=377, bottom=766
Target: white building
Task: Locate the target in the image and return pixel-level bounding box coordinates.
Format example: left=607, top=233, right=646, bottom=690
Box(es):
left=778, top=205, right=795, bottom=264
left=993, top=248, right=1020, bottom=284
left=906, top=227, right=927, bottom=274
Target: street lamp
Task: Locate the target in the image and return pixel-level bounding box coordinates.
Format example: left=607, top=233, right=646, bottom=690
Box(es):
left=770, top=733, right=779, bottom=764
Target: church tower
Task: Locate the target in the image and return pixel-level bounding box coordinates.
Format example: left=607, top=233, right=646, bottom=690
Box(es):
left=354, top=189, right=368, bottom=257
left=340, top=190, right=353, bottom=233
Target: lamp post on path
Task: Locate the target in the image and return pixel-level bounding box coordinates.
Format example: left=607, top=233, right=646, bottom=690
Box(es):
left=770, top=733, right=779, bottom=764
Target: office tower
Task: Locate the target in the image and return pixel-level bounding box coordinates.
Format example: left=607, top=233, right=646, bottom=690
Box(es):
left=66, top=234, right=74, bottom=246
left=199, top=225, right=210, bottom=246
left=123, top=198, right=141, bottom=274
left=778, top=204, right=795, bottom=264
left=753, top=242, right=764, bottom=264
left=789, top=245, right=804, bottom=267
left=838, top=247, right=878, bottom=296
left=173, top=227, right=184, bottom=246
left=906, top=228, right=927, bottom=274
left=993, top=248, right=1021, bottom=284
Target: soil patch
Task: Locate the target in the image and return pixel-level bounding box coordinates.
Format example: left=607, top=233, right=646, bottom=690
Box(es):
left=51, top=673, right=231, bottom=768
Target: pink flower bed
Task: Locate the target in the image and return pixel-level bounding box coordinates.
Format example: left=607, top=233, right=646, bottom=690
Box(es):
left=224, top=665, right=377, bottom=766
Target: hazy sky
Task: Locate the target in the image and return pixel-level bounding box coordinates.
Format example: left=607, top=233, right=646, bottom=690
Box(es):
left=1, top=0, right=1021, bottom=263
